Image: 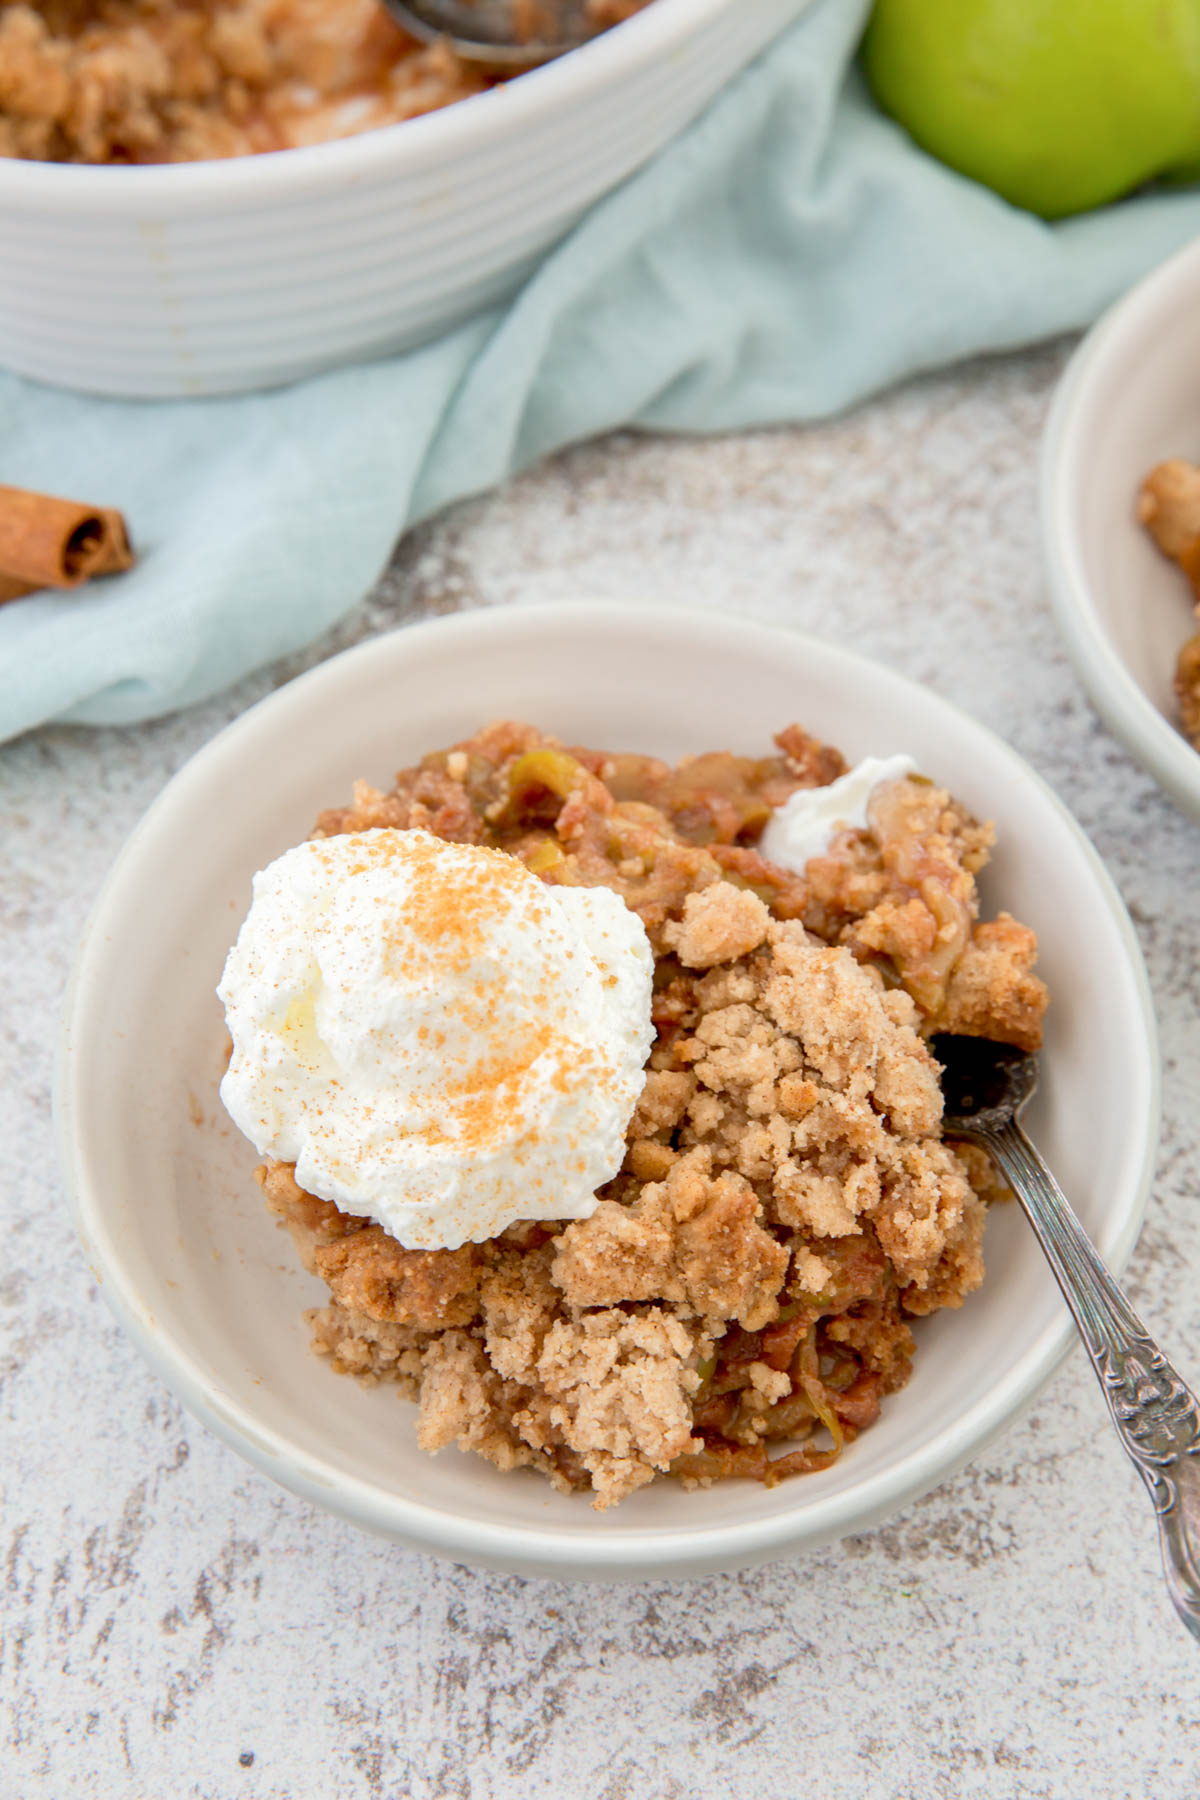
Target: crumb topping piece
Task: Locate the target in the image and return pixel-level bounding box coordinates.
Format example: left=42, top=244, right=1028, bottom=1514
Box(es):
left=1178, top=634, right=1200, bottom=749
left=1138, top=458, right=1200, bottom=751
left=553, top=1145, right=788, bottom=1332
left=662, top=883, right=771, bottom=968
left=1138, top=459, right=1200, bottom=573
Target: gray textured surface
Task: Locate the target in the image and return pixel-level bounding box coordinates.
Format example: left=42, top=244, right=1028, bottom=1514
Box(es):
left=4, top=343, right=1200, bottom=1800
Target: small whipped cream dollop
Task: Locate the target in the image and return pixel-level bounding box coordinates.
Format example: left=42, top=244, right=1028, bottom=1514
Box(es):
left=760, top=754, right=917, bottom=872
left=217, top=830, right=654, bottom=1250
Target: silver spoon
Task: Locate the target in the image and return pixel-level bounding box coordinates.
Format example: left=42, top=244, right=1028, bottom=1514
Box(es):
left=933, top=1032, right=1200, bottom=1642
left=380, top=0, right=602, bottom=68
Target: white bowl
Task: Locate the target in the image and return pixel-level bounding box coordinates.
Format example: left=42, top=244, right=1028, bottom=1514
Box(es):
left=0, top=0, right=808, bottom=399
left=1042, top=235, right=1200, bottom=826
left=56, top=604, right=1159, bottom=1580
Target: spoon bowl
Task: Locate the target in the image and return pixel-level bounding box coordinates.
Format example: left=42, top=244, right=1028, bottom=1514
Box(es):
left=381, top=0, right=601, bottom=66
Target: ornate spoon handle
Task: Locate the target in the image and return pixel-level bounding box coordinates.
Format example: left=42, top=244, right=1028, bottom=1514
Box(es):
left=970, top=1119, right=1200, bottom=1642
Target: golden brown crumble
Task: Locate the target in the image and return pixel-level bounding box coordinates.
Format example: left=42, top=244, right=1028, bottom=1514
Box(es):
left=1137, top=458, right=1200, bottom=751
left=0, top=0, right=650, bottom=162
left=249, top=721, right=1048, bottom=1508
left=552, top=1146, right=789, bottom=1332
left=1138, top=459, right=1200, bottom=570
left=1177, top=635, right=1200, bottom=748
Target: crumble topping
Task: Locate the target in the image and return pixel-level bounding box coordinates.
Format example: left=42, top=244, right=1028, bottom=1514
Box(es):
left=552, top=1145, right=789, bottom=1332
left=1138, top=458, right=1200, bottom=569
left=1138, top=457, right=1200, bottom=751
left=1177, top=635, right=1200, bottom=748
left=662, top=882, right=771, bottom=968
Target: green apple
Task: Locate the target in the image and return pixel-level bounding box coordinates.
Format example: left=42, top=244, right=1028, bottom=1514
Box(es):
left=861, top=0, right=1200, bottom=219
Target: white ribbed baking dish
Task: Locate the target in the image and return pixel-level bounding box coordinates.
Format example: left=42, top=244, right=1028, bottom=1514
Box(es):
left=0, top=0, right=810, bottom=398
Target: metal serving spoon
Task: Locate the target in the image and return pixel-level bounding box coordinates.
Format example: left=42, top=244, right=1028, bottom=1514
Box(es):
left=932, top=1033, right=1200, bottom=1642
left=380, top=0, right=601, bottom=68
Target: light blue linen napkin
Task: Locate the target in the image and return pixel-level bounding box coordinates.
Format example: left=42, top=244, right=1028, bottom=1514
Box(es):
left=3, top=0, right=1200, bottom=743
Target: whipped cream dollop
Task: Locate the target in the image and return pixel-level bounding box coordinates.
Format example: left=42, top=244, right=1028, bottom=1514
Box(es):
left=760, top=755, right=917, bottom=872
left=217, top=829, right=654, bottom=1250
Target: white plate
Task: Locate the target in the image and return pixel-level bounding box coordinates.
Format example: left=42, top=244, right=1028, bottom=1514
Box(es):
left=57, top=604, right=1159, bottom=1579
left=1042, top=235, right=1200, bottom=825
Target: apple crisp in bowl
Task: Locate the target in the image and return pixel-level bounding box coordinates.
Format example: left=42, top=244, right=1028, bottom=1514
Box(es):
left=60, top=606, right=1157, bottom=1576
left=230, top=719, right=1047, bottom=1510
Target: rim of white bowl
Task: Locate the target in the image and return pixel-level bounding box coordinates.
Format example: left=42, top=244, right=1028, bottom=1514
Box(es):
left=56, top=605, right=1160, bottom=1576
left=1041, top=235, right=1200, bottom=826
left=0, top=0, right=752, bottom=213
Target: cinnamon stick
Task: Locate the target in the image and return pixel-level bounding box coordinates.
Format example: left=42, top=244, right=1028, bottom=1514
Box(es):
left=0, top=484, right=134, bottom=605
left=0, top=573, right=34, bottom=605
